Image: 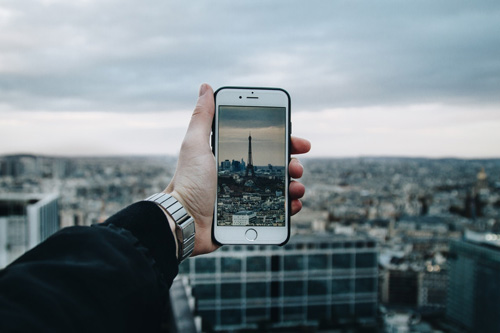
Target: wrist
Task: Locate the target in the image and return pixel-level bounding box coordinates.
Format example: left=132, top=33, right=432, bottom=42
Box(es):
left=155, top=204, right=179, bottom=261
left=145, top=192, right=196, bottom=263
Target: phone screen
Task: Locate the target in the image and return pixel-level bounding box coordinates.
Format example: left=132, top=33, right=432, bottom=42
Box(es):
left=217, top=105, right=287, bottom=227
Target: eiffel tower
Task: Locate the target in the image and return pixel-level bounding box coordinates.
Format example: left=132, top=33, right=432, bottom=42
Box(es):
left=245, top=132, right=255, bottom=177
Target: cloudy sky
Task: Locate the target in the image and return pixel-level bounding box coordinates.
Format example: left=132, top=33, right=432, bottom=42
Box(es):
left=1, top=0, right=499, bottom=158
left=218, top=106, right=286, bottom=166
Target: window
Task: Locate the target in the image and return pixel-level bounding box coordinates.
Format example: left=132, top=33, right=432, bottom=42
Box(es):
left=271, top=306, right=281, bottom=322
left=355, top=302, right=375, bottom=317
left=246, top=282, right=267, bottom=298
left=271, top=255, right=280, bottom=272
left=332, top=253, right=352, bottom=269
left=247, top=256, right=267, bottom=272
left=284, top=280, right=304, bottom=297
left=221, top=283, right=241, bottom=299
left=308, top=305, right=328, bottom=321
left=331, top=303, right=351, bottom=319
left=308, top=254, right=328, bottom=270
left=284, top=255, right=304, bottom=271
left=355, top=278, right=376, bottom=293
left=284, top=306, right=303, bottom=320
left=308, top=279, right=327, bottom=295
left=221, top=309, right=241, bottom=325
left=194, top=284, right=216, bottom=300
left=195, top=257, right=216, bottom=274
left=178, top=260, right=190, bottom=274
left=246, top=307, right=267, bottom=321
left=332, top=279, right=352, bottom=295
left=356, top=252, right=376, bottom=268
left=197, top=310, right=217, bottom=329
left=221, top=257, right=241, bottom=273
left=271, top=281, right=280, bottom=298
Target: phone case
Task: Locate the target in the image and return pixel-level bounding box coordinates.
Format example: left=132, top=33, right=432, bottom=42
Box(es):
left=211, top=86, right=292, bottom=246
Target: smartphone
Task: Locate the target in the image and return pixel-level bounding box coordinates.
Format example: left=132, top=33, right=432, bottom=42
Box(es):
left=212, top=87, right=291, bottom=245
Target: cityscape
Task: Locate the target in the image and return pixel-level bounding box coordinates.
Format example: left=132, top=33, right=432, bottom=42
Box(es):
left=217, top=133, right=286, bottom=227
left=1, top=154, right=500, bottom=332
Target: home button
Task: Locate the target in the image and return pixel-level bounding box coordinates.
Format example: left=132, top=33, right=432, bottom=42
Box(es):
left=245, top=229, right=258, bottom=241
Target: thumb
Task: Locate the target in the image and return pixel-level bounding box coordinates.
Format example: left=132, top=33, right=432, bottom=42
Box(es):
left=185, top=83, right=215, bottom=142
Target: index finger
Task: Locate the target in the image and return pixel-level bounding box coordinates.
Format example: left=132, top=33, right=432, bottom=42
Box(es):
left=291, top=136, right=311, bottom=155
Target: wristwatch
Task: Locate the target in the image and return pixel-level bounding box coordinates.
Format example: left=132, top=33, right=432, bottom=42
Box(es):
left=145, top=193, right=195, bottom=263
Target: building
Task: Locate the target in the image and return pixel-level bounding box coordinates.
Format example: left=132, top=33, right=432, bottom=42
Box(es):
left=220, top=160, right=231, bottom=171
left=179, top=234, right=378, bottom=331
left=165, top=277, right=201, bottom=332
left=0, top=193, right=59, bottom=268
left=381, top=269, right=419, bottom=307
left=232, top=211, right=257, bottom=226
left=417, top=267, right=448, bottom=311
left=446, top=230, right=500, bottom=333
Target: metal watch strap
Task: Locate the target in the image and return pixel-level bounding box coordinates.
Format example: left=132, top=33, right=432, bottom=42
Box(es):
left=145, top=193, right=195, bottom=263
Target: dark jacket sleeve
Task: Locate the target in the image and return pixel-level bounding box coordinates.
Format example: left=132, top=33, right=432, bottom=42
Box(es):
left=0, top=201, right=178, bottom=333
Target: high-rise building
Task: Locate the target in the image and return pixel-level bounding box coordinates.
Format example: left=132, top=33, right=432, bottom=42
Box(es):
left=179, top=234, right=378, bottom=331
left=446, top=230, right=500, bottom=333
left=417, top=267, right=447, bottom=311
left=0, top=193, right=59, bottom=268
left=220, top=160, right=231, bottom=171
left=381, top=269, right=418, bottom=306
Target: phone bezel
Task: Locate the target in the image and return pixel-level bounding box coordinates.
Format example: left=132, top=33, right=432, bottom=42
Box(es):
left=212, top=86, right=291, bottom=246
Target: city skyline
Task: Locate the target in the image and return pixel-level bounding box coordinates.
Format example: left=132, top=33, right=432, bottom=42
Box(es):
left=2, top=153, right=499, bottom=330
left=0, top=1, right=499, bottom=158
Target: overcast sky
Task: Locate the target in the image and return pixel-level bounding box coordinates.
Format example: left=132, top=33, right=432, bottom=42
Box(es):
left=218, top=106, right=286, bottom=166
left=1, top=0, right=499, bottom=158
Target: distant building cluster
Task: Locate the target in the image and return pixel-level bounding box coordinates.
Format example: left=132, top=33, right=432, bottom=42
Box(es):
left=219, top=158, right=246, bottom=173
left=1, top=154, right=500, bottom=331
left=217, top=158, right=286, bottom=227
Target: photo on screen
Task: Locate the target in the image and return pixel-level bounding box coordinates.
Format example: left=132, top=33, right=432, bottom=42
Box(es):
left=217, top=106, right=287, bottom=227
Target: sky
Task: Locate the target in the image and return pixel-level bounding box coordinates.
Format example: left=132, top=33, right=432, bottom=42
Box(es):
left=1, top=0, right=499, bottom=158
left=218, top=106, right=286, bottom=166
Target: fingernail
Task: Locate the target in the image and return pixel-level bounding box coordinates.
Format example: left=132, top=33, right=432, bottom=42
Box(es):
left=293, top=158, right=303, bottom=168
left=199, top=83, right=209, bottom=97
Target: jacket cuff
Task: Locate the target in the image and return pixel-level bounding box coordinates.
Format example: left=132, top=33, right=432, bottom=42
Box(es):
left=100, top=201, right=179, bottom=287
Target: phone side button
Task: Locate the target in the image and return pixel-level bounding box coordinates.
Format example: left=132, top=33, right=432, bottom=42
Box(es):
left=245, top=228, right=258, bottom=241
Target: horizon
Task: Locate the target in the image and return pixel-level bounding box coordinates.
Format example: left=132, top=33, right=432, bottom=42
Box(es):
left=2, top=151, right=500, bottom=161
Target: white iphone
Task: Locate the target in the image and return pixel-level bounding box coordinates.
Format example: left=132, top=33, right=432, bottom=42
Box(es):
left=212, top=87, right=291, bottom=245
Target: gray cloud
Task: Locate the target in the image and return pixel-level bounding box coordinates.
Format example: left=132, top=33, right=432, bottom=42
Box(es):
left=0, top=0, right=499, bottom=113
left=219, top=106, right=286, bottom=129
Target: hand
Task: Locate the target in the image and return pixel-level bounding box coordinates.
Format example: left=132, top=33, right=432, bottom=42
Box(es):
left=289, top=137, right=311, bottom=215
left=165, top=84, right=311, bottom=257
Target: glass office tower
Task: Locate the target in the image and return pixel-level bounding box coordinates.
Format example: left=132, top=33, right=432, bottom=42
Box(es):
left=447, top=231, right=500, bottom=333
left=0, top=193, right=59, bottom=268
left=179, top=234, right=378, bottom=331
